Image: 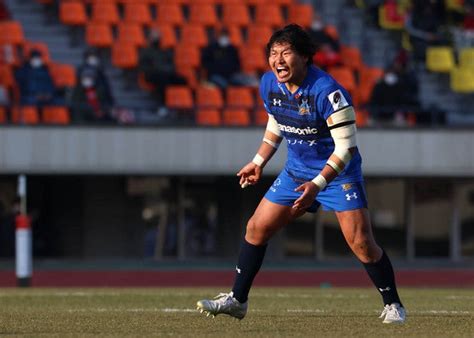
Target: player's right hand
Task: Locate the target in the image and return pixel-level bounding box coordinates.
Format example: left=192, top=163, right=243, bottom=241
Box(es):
left=237, top=162, right=262, bottom=188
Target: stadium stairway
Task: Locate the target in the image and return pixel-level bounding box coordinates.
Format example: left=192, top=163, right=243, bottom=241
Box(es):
left=6, top=0, right=159, bottom=121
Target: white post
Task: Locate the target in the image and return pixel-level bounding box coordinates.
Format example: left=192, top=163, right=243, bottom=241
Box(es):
left=16, top=175, right=32, bottom=287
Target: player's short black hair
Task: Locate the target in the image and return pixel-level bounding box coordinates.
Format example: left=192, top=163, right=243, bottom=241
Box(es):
left=266, top=24, right=316, bottom=66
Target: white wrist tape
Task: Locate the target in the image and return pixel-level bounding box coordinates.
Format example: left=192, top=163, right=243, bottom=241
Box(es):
left=311, top=174, right=327, bottom=190
left=263, top=137, right=279, bottom=148
left=252, top=154, right=265, bottom=167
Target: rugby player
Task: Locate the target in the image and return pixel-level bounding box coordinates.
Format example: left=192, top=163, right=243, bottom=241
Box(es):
left=197, top=24, right=405, bottom=324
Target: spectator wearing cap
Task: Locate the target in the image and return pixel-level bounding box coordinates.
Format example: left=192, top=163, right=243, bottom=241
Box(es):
left=70, top=67, right=115, bottom=123
left=15, top=49, right=58, bottom=106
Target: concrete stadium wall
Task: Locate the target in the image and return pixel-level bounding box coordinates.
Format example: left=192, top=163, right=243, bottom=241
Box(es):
left=0, top=126, right=473, bottom=176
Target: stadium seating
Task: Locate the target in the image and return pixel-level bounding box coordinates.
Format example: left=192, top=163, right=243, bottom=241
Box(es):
left=90, top=3, right=120, bottom=26
left=188, top=4, right=219, bottom=27
left=196, top=108, right=222, bottom=126
left=239, top=45, right=267, bottom=73
left=288, top=4, right=313, bottom=28
left=42, top=106, right=71, bottom=124
left=180, top=24, right=209, bottom=48
left=247, top=24, right=274, bottom=48
left=149, top=24, right=177, bottom=49
left=196, top=86, right=224, bottom=109
left=11, top=106, right=40, bottom=124
left=156, top=4, right=185, bottom=26
left=23, top=41, right=51, bottom=64
left=222, top=4, right=251, bottom=27
left=59, top=1, right=87, bottom=27
left=223, top=107, right=251, bottom=126
left=358, top=66, right=384, bottom=106
left=254, top=107, right=268, bottom=126
left=49, top=63, right=77, bottom=88
left=450, top=67, right=474, bottom=93
left=426, top=46, right=455, bottom=73
left=255, top=4, right=284, bottom=28
left=85, top=22, right=114, bottom=48
left=111, top=42, right=138, bottom=69
left=340, top=46, right=363, bottom=73
left=174, top=44, right=201, bottom=70
left=123, top=3, right=152, bottom=26
left=225, top=86, right=255, bottom=109
left=227, top=25, right=244, bottom=47
left=165, top=85, right=194, bottom=110
left=0, top=21, right=24, bottom=45
left=378, top=1, right=405, bottom=30
left=459, top=48, right=474, bottom=71
left=117, top=23, right=147, bottom=47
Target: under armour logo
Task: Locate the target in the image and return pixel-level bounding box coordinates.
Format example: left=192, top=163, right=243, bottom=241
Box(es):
left=346, top=192, right=358, bottom=201
left=236, top=266, right=241, bottom=274
left=273, top=98, right=282, bottom=106
left=378, top=287, right=391, bottom=292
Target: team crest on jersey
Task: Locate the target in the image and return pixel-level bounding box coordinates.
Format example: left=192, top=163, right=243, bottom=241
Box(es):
left=298, top=98, right=310, bottom=115
left=327, top=89, right=349, bottom=111
left=341, top=183, right=353, bottom=191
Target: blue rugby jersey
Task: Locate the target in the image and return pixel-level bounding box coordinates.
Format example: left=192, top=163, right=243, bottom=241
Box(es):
left=259, top=65, right=363, bottom=184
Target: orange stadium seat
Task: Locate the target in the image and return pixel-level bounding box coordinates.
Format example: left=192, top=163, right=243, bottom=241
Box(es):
left=117, top=23, right=146, bottom=47
left=86, top=22, right=114, bottom=48
left=23, top=41, right=51, bottom=64
left=225, top=86, right=255, bottom=109
left=49, top=63, right=77, bottom=88
left=156, top=4, right=185, bottom=26
left=59, top=1, right=87, bottom=26
left=91, top=3, right=120, bottom=25
left=180, top=24, right=208, bottom=48
left=174, top=44, right=201, bottom=69
left=196, top=85, right=224, bottom=109
left=42, top=106, right=71, bottom=124
left=247, top=24, right=273, bottom=47
left=111, top=42, right=138, bottom=69
left=11, top=106, right=39, bottom=124
left=196, top=108, right=222, bottom=126
left=0, top=64, right=16, bottom=90
left=123, top=3, right=152, bottom=26
left=188, top=4, right=218, bottom=27
left=227, top=25, right=244, bottom=47
left=268, top=0, right=294, bottom=5
left=358, top=66, right=383, bottom=105
left=223, top=108, right=250, bottom=126
left=328, top=66, right=356, bottom=93
left=0, top=21, right=25, bottom=45
left=254, top=107, right=268, bottom=126
left=165, top=85, right=194, bottom=110
left=149, top=24, right=177, bottom=49
left=222, top=4, right=251, bottom=27
left=240, top=45, right=267, bottom=73
left=175, top=65, right=198, bottom=88
left=255, top=4, right=284, bottom=28
left=324, top=25, right=340, bottom=41
left=340, top=45, right=363, bottom=73
left=288, top=4, right=314, bottom=28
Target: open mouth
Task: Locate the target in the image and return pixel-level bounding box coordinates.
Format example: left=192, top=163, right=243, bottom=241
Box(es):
left=276, top=66, right=289, bottom=77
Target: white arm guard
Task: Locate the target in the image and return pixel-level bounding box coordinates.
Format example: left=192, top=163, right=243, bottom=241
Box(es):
left=263, top=114, right=282, bottom=148
left=327, top=107, right=357, bottom=165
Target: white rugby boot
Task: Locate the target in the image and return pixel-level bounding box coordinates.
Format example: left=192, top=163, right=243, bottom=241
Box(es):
left=196, top=292, right=248, bottom=320
left=380, top=303, right=406, bottom=324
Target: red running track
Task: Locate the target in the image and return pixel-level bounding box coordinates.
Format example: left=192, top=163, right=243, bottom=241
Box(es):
left=0, top=270, right=473, bottom=287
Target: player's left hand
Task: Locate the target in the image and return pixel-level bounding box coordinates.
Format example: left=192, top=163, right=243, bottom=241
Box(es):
left=293, top=182, right=319, bottom=210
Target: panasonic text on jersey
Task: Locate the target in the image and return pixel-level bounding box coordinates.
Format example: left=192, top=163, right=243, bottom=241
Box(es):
left=278, top=124, right=318, bottom=135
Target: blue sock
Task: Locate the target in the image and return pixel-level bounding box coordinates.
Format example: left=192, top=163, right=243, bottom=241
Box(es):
left=231, top=239, right=267, bottom=303
left=363, top=250, right=403, bottom=307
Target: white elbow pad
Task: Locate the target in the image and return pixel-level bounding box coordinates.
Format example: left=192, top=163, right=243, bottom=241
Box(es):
left=266, top=114, right=281, bottom=137
left=328, top=107, right=357, bottom=164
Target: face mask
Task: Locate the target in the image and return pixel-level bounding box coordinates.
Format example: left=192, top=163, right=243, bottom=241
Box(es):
left=87, top=56, right=99, bottom=66
left=81, top=77, right=94, bottom=88
left=30, top=57, right=43, bottom=68
left=384, top=72, right=398, bottom=85
left=218, top=36, right=230, bottom=47
left=311, top=20, right=324, bottom=31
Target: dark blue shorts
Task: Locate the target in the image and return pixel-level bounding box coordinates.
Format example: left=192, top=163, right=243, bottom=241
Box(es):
left=264, top=169, right=368, bottom=212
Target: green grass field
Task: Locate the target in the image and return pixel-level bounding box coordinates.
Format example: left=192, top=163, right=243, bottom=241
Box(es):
left=0, top=287, right=472, bottom=337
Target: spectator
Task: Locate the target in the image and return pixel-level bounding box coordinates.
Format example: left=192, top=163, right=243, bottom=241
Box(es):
left=368, top=61, right=420, bottom=126
left=309, top=17, right=342, bottom=70
left=70, top=68, right=115, bottom=123
left=15, top=49, right=59, bottom=107
left=201, top=29, right=258, bottom=88
left=138, top=28, right=186, bottom=105
left=405, top=0, right=450, bottom=63
left=77, top=48, right=114, bottom=106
